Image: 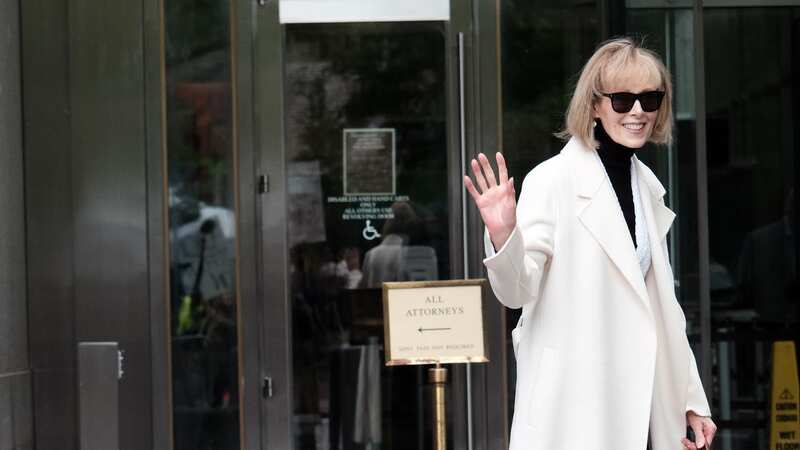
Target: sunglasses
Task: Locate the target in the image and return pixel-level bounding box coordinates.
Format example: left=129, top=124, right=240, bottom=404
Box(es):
left=600, top=91, right=665, bottom=113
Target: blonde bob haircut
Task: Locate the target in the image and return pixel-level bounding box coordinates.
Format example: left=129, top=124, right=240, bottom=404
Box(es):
left=558, top=37, right=674, bottom=149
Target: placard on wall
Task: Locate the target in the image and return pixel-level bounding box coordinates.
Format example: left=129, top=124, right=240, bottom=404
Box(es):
left=382, top=279, right=489, bottom=366
left=343, top=128, right=395, bottom=196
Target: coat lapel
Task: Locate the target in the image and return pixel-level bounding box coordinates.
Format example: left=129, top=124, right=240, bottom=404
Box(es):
left=634, top=156, right=679, bottom=304
left=633, top=156, right=676, bottom=242
left=566, top=138, right=651, bottom=309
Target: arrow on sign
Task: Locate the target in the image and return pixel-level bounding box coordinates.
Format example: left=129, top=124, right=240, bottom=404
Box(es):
left=418, top=326, right=451, bottom=333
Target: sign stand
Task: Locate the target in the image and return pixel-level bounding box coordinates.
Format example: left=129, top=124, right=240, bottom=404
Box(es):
left=382, top=279, right=488, bottom=450
left=429, top=363, right=448, bottom=450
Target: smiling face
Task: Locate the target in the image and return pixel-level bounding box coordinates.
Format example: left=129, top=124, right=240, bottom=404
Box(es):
left=594, top=66, right=663, bottom=149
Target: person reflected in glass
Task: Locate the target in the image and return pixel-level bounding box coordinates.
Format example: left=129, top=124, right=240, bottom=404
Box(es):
left=360, top=201, right=438, bottom=287
left=336, top=246, right=364, bottom=289
left=737, top=188, right=797, bottom=322
left=464, top=38, right=717, bottom=450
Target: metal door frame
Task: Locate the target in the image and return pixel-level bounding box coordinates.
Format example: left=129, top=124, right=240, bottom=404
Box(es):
left=147, top=1, right=266, bottom=448
left=247, top=0, right=507, bottom=448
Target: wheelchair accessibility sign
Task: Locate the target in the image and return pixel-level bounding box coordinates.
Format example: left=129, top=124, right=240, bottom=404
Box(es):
left=362, top=220, right=381, bottom=241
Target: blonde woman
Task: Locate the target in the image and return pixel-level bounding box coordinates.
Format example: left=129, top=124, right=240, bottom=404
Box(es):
left=464, top=38, right=717, bottom=450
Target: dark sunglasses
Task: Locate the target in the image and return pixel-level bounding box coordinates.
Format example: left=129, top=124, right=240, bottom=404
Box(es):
left=600, top=91, right=665, bottom=113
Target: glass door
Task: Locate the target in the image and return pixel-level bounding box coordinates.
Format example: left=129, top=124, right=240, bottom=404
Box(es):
left=162, top=1, right=254, bottom=449
left=254, top=2, right=474, bottom=449
left=624, top=3, right=800, bottom=449
left=283, top=20, right=452, bottom=450
left=702, top=7, right=799, bottom=449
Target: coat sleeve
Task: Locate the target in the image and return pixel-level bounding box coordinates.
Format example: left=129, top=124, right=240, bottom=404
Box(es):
left=686, top=341, right=712, bottom=417
left=482, top=165, right=557, bottom=310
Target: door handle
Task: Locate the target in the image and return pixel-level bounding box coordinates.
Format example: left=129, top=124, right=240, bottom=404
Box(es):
left=262, top=376, right=273, bottom=398
left=458, top=31, right=469, bottom=278
left=457, top=31, right=476, bottom=450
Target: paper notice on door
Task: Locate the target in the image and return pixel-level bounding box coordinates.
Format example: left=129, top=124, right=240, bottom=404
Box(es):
left=280, top=0, right=449, bottom=24
left=288, top=161, right=327, bottom=246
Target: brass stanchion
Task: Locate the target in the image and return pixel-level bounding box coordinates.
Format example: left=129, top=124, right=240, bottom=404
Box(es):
left=429, top=364, right=448, bottom=450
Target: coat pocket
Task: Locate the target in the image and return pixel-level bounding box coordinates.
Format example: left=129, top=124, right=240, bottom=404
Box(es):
left=527, top=347, right=560, bottom=427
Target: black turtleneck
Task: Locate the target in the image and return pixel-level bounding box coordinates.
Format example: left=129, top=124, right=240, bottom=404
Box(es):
left=595, top=121, right=638, bottom=247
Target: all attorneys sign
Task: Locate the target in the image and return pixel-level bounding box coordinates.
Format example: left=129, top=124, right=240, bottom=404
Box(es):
left=382, top=279, right=488, bottom=366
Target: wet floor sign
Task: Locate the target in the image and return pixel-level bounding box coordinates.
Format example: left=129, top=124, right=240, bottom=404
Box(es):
left=771, top=341, right=800, bottom=450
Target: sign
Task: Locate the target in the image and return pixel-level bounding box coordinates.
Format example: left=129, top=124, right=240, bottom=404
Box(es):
left=280, top=0, right=450, bottom=24
left=327, top=194, right=409, bottom=222
left=343, top=128, right=395, bottom=196
left=362, top=220, right=381, bottom=240
left=771, top=341, right=800, bottom=450
left=382, top=279, right=488, bottom=366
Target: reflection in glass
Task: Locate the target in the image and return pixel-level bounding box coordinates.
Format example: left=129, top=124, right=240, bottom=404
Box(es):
left=284, top=22, right=449, bottom=450
left=703, top=8, right=800, bottom=449
left=500, top=0, right=599, bottom=427
left=164, top=1, right=240, bottom=449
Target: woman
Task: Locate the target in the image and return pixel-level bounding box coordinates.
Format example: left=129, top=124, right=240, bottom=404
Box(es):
left=464, top=38, right=717, bottom=450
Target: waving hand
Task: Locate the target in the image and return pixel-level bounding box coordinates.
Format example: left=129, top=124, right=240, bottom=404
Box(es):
left=463, top=152, right=517, bottom=250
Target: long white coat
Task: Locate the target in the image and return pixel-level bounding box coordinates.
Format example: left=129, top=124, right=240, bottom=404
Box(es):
left=484, top=137, right=711, bottom=450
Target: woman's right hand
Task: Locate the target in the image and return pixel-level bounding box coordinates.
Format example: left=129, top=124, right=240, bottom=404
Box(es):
left=464, top=152, right=517, bottom=250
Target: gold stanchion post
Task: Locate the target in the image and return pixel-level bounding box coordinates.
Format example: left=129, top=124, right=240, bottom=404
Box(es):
left=429, top=363, right=448, bottom=450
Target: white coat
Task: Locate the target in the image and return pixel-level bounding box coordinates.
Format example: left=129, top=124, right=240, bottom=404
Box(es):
left=483, top=137, right=711, bottom=450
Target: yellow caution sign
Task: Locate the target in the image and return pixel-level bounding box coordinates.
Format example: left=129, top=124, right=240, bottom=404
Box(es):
left=771, top=341, right=800, bottom=450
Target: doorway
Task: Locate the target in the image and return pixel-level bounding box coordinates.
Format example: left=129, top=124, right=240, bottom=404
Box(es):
left=282, top=21, right=453, bottom=450
left=248, top=1, right=490, bottom=449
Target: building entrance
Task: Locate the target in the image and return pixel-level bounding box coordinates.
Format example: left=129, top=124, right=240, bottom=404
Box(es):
left=160, top=1, right=491, bottom=448
left=250, top=3, right=483, bottom=449
left=16, top=0, right=504, bottom=448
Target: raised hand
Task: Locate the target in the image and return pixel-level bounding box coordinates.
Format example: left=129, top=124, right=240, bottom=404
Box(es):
left=464, top=152, right=517, bottom=250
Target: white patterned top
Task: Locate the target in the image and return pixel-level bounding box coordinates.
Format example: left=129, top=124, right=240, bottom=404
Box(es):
left=631, top=161, right=651, bottom=276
